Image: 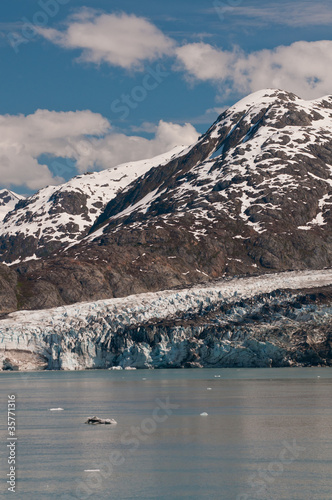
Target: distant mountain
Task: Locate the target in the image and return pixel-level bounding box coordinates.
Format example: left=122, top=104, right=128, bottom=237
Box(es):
left=0, top=146, right=187, bottom=264
left=2, top=88, right=332, bottom=312
left=0, top=189, right=24, bottom=221
left=92, top=88, right=332, bottom=245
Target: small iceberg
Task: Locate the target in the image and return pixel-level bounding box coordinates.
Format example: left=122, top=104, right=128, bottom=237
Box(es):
left=207, top=388, right=212, bottom=391
left=200, top=412, right=209, bottom=417
left=49, top=408, right=64, bottom=411
left=85, top=416, right=117, bottom=425
left=84, top=469, right=100, bottom=472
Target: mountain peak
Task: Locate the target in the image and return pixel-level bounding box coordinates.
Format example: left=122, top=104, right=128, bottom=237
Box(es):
left=86, top=86, right=332, bottom=271
left=0, top=189, right=24, bottom=221
left=228, top=88, right=297, bottom=110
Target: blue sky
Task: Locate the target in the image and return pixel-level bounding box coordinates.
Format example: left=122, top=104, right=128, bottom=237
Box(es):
left=0, top=0, right=332, bottom=194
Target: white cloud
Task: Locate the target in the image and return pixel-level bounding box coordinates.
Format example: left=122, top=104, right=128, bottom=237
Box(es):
left=0, top=153, right=60, bottom=191
left=70, top=120, right=199, bottom=173
left=216, top=2, right=332, bottom=27
left=130, top=122, right=159, bottom=134
left=38, top=11, right=175, bottom=70
left=175, top=43, right=238, bottom=82
left=0, top=109, right=109, bottom=190
left=179, top=107, right=228, bottom=126
left=35, top=8, right=332, bottom=103
left=0, top=110, right=198, bottom=190
left=175, top=40, right=332, bottom=100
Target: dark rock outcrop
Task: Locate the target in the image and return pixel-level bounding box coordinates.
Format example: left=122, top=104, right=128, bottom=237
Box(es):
left=0, top=263, right=17, bottom=314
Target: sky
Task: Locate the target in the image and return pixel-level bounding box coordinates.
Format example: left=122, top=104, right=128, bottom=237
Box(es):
left=0, top=0, right=332, bottom=195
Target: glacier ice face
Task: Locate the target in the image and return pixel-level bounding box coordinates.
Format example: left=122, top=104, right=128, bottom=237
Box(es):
left=1, top=269, right=332, bottom=371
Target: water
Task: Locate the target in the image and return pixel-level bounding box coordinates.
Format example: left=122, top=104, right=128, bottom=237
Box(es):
left=0, top=368, right=331, bottom=499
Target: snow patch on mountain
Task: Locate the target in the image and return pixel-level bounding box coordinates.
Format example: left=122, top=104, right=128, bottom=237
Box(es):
left=95, top=89, right=332, bottom=240
left=0, top=189, right=24, bottom=221
left=0, top=145, right=189, bottom=263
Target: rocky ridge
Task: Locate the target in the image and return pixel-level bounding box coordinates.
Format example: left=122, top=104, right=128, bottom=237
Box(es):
left=0, top=146, right=186, bottom=264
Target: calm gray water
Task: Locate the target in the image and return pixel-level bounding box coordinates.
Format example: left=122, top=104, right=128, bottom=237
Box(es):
left=1, top=368, right=331, bottom=500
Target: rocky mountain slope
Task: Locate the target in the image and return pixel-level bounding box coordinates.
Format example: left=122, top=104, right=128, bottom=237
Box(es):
left=1, top=88, right=332, bottom=312
left=0, top=146, right=186, bottom=264
left=0, top=189, right=24, bottom=221
left=89, top=88, right=332, bottom=271
left=1, top=269, right=331, bottom=370
left=0, top=263, right=17, bottom=315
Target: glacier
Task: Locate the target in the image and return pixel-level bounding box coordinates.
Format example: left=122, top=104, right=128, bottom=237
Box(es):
left=1, top=269, right=332, bottom=371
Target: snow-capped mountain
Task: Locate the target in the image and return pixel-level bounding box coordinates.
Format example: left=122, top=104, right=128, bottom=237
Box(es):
left=93, top=89, right=332, bottom=238
left=0, top=146, right=187, bottom=263
left=0, top=189, right=24, bottom=221
left=2, top=88, right=332, bottom=313
left=79, top=88, right=332, bottom=273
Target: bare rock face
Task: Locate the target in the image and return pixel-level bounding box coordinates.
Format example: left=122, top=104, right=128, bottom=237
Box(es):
left=0, top=263, right=17, bottom=314
left=0, top=350, right=48, bottom=371
left=2, top=89, right=332, bottom=311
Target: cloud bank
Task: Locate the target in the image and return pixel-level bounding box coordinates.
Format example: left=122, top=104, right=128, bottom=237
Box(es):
left=0, top=110, right=198, bottom=190
left=38, top=9, right=332, bottom=102
left=175, top=40, right=332, bottom=99
left=70, top=120, right=199, bottom=173
left=8, top=9, right=332, bottom=191
left=0, top=109, right=109, bottom=189
left=38, top=11, right=175, bottom=70
left=214, top=2, right=332, bottom=27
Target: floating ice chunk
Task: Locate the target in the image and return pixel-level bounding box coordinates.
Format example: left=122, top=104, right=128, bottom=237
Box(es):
left=207, top=388, right=212, bottom=391
left=84, top=470, right=100, bottom=472
left=200, top=412, right=209, bottom=416
left=214, top=375, right=221, bottom=378
left=49, top=408, right=64, bottom=411
left=109, top=366, right=123, bottom=370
